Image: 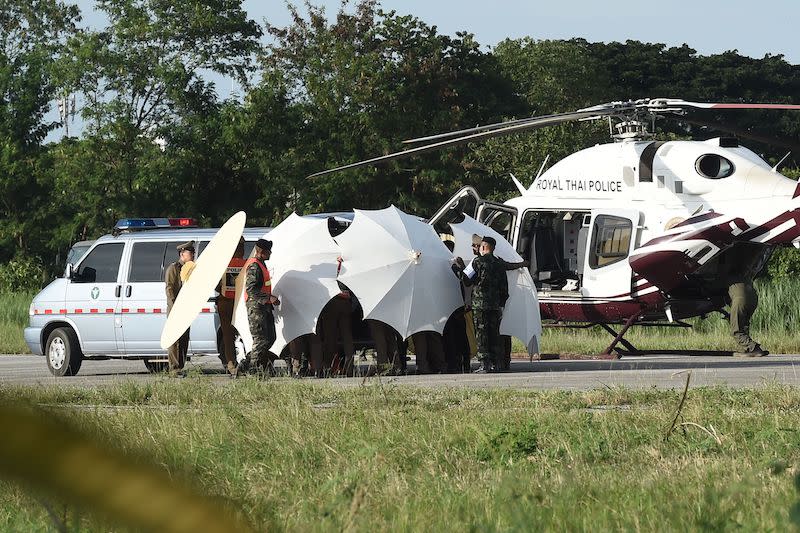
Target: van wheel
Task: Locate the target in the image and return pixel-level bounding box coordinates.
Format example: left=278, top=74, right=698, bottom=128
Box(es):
left=46, top=328, right=83, bottom=377
left=143, top=360, right=169, bottom=373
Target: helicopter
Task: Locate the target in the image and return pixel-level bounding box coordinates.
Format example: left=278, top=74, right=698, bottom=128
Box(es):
left=308, top=98, right=800, bottom=355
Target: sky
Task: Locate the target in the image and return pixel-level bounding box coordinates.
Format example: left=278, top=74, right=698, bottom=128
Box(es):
left=53, top=0, right=800, bottom=137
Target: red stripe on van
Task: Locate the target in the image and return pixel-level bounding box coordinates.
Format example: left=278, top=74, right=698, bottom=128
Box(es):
left=44, top=309, right=52, bottom=315
left=121, top=308, right=129, bottom=313
left=59, top=309, right=67, bottom=314
left=105, top=308, right=114, bottom=313
left=153, top=308, right=161, bottom=314
left=74, top=309, right=83, bottom=314
left=201, top=308, right=210, bottom=313
left=90, top=308, right=99, bottom=313
left=137, top=308, right=145, bottom=313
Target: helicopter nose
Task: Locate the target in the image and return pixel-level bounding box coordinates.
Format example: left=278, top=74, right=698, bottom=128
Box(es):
left=744, top=165, right=796, bottom=199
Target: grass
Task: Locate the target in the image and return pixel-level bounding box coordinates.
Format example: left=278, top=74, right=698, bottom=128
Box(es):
left=0, top=291, right=35, bottom=354
left=6, top=278, right=800, bottom=355
left=0, top=381, right=799, bottom=531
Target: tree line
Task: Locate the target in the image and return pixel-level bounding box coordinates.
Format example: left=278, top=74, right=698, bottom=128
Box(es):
left=3, top=0, right=800, bottom=281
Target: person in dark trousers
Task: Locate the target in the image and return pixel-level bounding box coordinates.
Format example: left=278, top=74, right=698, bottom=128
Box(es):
left=718, top=243, right=772, bottom=357
left=454, top=236, right=528, bottom=372
left=368, top=319, right=402, bottom=374
left=164, top=241, right=194, bottom=377
left=242, top=238, right=280, bottom=376
left=217, top=237, right=246, bottom=377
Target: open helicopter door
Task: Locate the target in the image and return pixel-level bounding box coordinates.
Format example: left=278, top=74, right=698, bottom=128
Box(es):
left=428, top=186, right=481, bottom=236
left=581, top=208, right=641, bottom=299
left=476, top=202, right=518, bottom=245
left=429, top=186, right=519, bottom=245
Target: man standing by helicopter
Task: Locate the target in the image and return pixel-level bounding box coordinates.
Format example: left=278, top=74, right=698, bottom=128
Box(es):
left=457, top=236, right=512, bottom=373
left=718, top=243, right=772, bottom=357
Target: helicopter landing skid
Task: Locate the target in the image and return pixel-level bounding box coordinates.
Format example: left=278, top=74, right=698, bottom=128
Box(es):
left=599, top=314, right=640, bottom=358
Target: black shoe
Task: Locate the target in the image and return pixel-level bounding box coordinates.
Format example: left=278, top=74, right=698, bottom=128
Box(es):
left=169, top=370, right=187, bottom=379
left=734, top=346, right=769, bottom=358
left=472, top=363, right=489, bottom=374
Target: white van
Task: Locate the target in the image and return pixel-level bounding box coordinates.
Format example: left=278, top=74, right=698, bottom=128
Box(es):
left=25, top=218, right=270, bottom=376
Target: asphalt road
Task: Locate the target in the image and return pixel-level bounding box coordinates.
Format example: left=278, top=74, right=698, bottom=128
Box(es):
left=2, top=353, right=800, bottom=390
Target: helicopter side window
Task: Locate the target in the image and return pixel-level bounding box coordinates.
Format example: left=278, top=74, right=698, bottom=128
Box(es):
left=589, top=215, right=632, bottom=268
left=695, top=154, right=734, bottom=179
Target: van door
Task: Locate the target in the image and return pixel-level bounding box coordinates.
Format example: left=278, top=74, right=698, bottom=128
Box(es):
left=581, top=209, right=640, bottom=298
left=120, top=241, right=169, bottom=354
left=65, top=242, right=125, bottom=354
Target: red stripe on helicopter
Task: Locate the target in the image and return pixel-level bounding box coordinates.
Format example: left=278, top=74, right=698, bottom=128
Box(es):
left=709, top=103, right=800, bottom=109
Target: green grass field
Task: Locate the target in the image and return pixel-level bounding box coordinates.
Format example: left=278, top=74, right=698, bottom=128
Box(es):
left=6, top=279, right=800, bottom=355
left=0, top=381, right=799, bottom=531
left=0, top=291, right=34, bottom=354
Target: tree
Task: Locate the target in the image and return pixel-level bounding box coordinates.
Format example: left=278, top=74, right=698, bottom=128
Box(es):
left=0, top=0, right=80, bottom=263
left=60, top=0, right=263, bottom=221
left=259, top=0, right=521, bottom=217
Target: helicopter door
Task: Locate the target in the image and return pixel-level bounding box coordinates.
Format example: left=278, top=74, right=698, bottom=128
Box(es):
left=428, top=186, right=481, bottom=236
left=477, top=202, right=518, bottom=245
left=581, top=208, right=640, bottom=299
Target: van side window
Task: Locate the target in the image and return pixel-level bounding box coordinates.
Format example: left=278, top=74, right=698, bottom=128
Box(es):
left=76, top=243, right=125, bottom=283
left=128, top=242, right=167, bottom=282
left=589, top=215, right=632, bottom=268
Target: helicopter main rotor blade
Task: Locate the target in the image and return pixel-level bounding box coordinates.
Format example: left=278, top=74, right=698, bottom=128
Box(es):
left=649, top=98, right=800, bottom=111
left=307, top=109, right=601, bottom=179
left=678, top=116, right=800, bottom=154
left=402, top=114, right=543, bottom=144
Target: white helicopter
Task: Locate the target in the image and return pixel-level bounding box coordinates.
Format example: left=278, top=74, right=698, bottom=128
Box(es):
left=309, top=98, right=800, bottom=355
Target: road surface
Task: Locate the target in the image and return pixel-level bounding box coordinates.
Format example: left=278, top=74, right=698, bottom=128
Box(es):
left=2, top=354, right=800, bottom=390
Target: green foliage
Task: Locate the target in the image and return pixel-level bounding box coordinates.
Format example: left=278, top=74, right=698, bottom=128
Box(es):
left=766, top=247, right=800, bottom=279
left=3, top=0, right=800, bottom=271
left=0, top=258, right=45, bottom=293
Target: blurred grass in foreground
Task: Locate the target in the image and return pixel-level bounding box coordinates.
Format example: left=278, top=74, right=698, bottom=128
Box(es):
left=0, top=380, right=799, bottom=530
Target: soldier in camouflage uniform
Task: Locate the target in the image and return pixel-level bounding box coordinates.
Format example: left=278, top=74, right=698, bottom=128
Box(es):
left=241, top=238, right=281, bottom=376
left=456, top=236, right=527, bottom=373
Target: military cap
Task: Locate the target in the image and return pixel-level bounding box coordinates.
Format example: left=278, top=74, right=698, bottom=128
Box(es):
left=177, top=240, right=195, bottom=253
left=471, top=234, right=482, bottom=245
left=481, top=236, right=497, bottom=248
left=255, top=238, right=273, bottom=251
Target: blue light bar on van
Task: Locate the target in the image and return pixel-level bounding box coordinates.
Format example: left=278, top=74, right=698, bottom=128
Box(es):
left=114, top=218, right=198, bottom=230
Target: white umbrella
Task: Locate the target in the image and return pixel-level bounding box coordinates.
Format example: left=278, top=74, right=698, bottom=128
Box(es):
left=336, top=205, right=463, bottom=339
left=450, top=214, right=542, bottom=355
left=232, top=213, right=341, bottom=357
left=160, top=211, right=246, bottom=349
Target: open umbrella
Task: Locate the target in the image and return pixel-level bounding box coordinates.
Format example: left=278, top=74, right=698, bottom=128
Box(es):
left=450, top=214, right=542, bottom=355
left=160, top=211, right=246, bottom=350
left=336, top=205, right=463, bottom=339
left=232, top=213, right=341, bottom=357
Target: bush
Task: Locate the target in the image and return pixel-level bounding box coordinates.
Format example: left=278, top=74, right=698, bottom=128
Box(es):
left=0, top=257, right=46, bottom=293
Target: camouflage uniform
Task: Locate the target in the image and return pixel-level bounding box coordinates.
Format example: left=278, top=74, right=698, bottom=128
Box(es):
left=470, top=253, right=508, bottom=370
left=245, top=259, right=276, bottom=373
